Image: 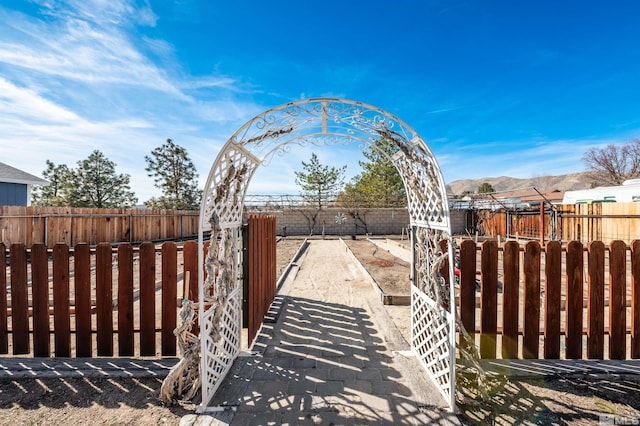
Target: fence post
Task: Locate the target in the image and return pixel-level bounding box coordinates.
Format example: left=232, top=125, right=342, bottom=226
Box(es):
left=10, top=243, right=29, bottom=355
left=140, top=242, right=156, bottom=356
left=118, top=244, right=134, bottom=356
left=544, top=240, right=562, bottom=359
left=459, top=240, right=476, bottom=339
left=539, top=202, right=545, bottom=246
left=53, top=243, right=71, bottom=357
left=480, top=240, right=498, bottom=359
left=31, top=244, right=50, bottom=357
left=502, top=241, right=520, bottom=359
left=632, top=240, right=640, bottom=359
left=96, top=242, right=114, bottom=356
left=523, top=241, right=541, bottom=359
left=587, top=241, right=605, bottom=359
left=609, top=240, right=627, bottom=360
left=74, top=243, right=92, bottom=357
left=161, top=242, right=177, bottom=356
left=0, top=244, right=7, bottom=354
left=566, top=240, right=584, bottom=359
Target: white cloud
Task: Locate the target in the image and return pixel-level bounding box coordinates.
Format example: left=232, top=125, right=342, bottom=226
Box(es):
left=0, top=3, right=181, bottom=97
left=0, top=78, right=80, bottom=122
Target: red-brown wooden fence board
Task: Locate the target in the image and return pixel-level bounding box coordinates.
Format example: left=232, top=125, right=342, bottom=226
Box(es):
left=183, top=241, right=198, bottom=302
left=566, top=240, right=584, bottom=359
left=53, top=244, right=71, bottom=357
left=632, top=240, right=640, bottom=358
left=609, top=240, right=627, bottom=360
left=96, top=243, right=113, bottom=356
left=161, top=242, right=177, bottom=356
left=587, top=241, right=605, bottom=359
left=544, top=240, right=562, bottom=359
left=459, top=240, right=476, bottom=339
left=246, top=216, right=277, bottom=346
left=31, top=244, right=50, bottom=357
left=140, top=242, right=156, bottom=356
left=523, top=241, right=541, bottom=359
left=502, top=240, right=519, bottom=359
left=0, top=244, right=6, bottom=354
left=118, top=244, right=134, bottom=356
left=74, top=243, right=92, bottom=357
left=480, top=240, right=498, bottom=358
left=183, top=240, right=199, bottom=335
left=10, top=243, right=29, bottom=354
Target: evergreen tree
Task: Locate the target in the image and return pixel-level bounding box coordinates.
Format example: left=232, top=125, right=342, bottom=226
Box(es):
left=294, top=153, right=346, bottom=209
left=69, top=150, right=137, bottom=208
left=144, top=139, right=201, bottom=210
left=31, top=160, right=73, bottom=206
left=338, top=138, right=405, bottom=207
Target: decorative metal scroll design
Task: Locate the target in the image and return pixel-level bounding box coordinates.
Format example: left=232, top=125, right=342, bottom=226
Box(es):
left=228, top=98, right=420, bottom=167
left=413, top=227, right=451, bottom=309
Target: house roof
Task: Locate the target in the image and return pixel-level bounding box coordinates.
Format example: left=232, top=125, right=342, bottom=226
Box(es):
left=0, top=162, right=48, bottom=185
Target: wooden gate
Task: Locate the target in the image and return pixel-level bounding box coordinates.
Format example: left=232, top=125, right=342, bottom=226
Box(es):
left=244, top=215, right=277, bottom=345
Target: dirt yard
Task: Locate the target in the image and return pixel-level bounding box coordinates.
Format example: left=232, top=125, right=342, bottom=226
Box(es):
left=1, top=236, right=640, bottom=425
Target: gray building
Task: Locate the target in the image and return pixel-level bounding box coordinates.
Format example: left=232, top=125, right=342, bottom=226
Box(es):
left=0, top=162, right=48, bottom=206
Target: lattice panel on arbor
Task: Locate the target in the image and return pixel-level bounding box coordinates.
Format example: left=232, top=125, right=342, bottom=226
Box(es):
left=393, top=150, right=447, bottom=230
left=412, top=284, right=453, bottom=404
left=201, top=143, right=259, bottom=230
left=200, top=285, right=242, bottom=410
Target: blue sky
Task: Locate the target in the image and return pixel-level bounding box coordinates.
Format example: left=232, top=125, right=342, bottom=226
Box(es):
left=1, top=1, right=640, bottom=202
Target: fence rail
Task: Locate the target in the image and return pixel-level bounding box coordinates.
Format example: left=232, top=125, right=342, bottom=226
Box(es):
left=0, top=206, right=199, bottom=247
left=459, top=239, right=640, bottom=360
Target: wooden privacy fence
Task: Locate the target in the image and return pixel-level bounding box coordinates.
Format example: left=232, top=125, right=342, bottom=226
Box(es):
left=459, top=239, right=640, bottom=360
left=476, top=202, right=640, bottom=244
left=0, top=241, right=200, bottom=358
left=0, top=206, right=199, bottom=247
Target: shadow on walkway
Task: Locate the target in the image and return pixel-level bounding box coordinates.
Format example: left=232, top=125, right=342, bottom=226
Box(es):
left=207, top=294, right=457, bottom=425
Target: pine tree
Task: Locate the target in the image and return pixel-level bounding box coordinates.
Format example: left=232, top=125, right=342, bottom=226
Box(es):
left=338, top=138, right=405, bottom=207
left=70, top=150, right=137, bottom=208
left=144, top=139, right=201, bottom=210
left=294, top=153, right=346, bottom=209
left=31, top=160, right=73, bottom=206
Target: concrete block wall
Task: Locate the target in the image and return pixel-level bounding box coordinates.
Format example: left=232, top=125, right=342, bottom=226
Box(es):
left=246, top=207, right=468, bottom=236
left=246, top=208, right=410, bottom=236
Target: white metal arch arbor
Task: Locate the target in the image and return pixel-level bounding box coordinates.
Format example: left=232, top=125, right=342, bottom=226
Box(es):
left=197, top=98, right=456, bottom=411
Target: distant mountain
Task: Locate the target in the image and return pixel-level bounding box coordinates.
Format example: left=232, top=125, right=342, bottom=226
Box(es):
left=445, top=172, right=592, bottom=196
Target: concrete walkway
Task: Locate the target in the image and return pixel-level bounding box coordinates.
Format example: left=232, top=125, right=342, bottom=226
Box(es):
left=367, top=238, right=411, bottom=263
left=192, top=240, right=459, bottom=425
